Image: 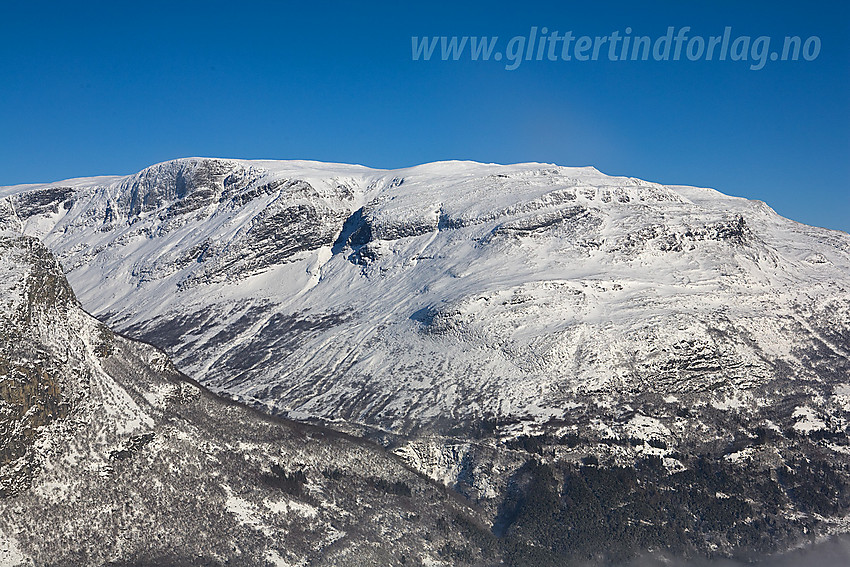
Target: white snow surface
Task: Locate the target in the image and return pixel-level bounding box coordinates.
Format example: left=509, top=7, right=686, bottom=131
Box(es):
left=2, top=158, right=849, bottom=434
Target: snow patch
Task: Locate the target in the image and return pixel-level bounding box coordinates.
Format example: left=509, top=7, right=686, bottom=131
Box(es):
left=263, top=498, right=318, bottom=519
left=725, top=447, right=756, bottom=464
left=0, top=530, right=27, bottom=566
left=265, top=550, right=296, bottom=567
left=223, top=488, right=273, bottom=536
left=625, top=414, right=670, bottom=441
left=792, top=406, right=827, bottom=433
left=711, top=391, right=750, bottom=411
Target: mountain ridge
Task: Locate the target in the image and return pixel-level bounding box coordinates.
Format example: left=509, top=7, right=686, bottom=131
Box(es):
left=0, top=235, right=502, bottom=566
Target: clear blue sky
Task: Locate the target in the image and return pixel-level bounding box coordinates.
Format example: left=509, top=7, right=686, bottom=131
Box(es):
left=1, top=1, right=848, bottom=231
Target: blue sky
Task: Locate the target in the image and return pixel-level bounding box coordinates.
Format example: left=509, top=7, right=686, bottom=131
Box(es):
left=1, top=1, right=848, bottom=231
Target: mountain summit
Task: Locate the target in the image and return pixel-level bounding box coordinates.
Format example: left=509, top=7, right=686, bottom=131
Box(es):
left=2, top=158, right=850, bottom=564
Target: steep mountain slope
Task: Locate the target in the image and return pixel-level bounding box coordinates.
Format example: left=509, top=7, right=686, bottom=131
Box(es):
left=2, top=158, right=850, bottom=563
left=0, top=236, right=499, bottom=566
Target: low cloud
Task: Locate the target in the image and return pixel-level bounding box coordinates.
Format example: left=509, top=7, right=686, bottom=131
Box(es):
left=626, top=535, right=850, bottom=567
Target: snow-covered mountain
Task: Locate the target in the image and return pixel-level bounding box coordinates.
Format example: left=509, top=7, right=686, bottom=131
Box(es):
left=0, top=236, right=499, bottom=566
left=2, top=159, right=850, bottom=431
left=2, top=158, right=850, bottom=563
left=2, top=159, right=848, bottom=431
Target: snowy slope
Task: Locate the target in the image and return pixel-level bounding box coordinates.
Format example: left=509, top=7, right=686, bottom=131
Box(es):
left=1, top=158, right=847, bottom=436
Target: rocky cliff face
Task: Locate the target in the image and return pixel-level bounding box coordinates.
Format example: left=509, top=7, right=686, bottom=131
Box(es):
left=2, top=158, right=850, bottom=564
